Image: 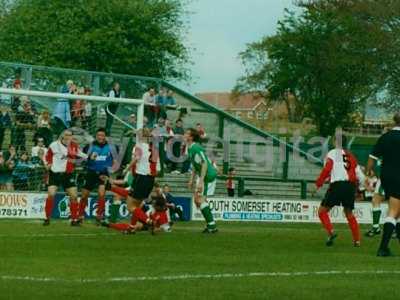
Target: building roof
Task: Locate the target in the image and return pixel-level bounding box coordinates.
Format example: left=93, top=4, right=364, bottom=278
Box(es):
left=196, top=92, right=265, bottom=111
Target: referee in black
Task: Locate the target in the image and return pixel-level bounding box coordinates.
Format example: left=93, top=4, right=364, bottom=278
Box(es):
left=367, top=113, right=400, bottom=257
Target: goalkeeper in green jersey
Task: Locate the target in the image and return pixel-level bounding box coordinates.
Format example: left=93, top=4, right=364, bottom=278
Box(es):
left=184, top=128, right=218, bottom=233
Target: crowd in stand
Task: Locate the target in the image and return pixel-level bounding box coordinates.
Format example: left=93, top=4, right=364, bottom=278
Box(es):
left=0, top=77, right=209, bottom=192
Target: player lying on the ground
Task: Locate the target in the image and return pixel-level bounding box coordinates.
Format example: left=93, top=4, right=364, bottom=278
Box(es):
left=43, top=129, right=88, bottom=226
left=148, top=195, right=172, bottom=233
left=314, top=135, right=365, bottom=247
left=102, top=178, right=171, bottom=234
left=185, top=128, right=218, bottom=233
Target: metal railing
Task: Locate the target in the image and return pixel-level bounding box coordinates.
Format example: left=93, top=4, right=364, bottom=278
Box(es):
left=217, top=175, right=314, bottom=200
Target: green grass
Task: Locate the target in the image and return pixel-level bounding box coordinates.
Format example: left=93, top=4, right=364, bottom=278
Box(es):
left=0, top=220, right=399, bottom=300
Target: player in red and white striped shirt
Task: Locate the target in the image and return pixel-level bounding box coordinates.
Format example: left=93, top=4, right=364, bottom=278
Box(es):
left=104, top=128, right=158, bottom=234
left=43, top=130, right=87, bottom=226
left=315, top=136, right=365, bottom=247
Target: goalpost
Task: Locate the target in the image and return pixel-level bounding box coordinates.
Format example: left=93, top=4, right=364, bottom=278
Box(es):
left=0, top=87, right=145, bottom=193
left=0, top=87, right=145, bottom=130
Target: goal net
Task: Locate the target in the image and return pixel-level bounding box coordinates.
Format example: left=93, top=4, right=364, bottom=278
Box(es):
left=0, top=86, right=144, bottom=192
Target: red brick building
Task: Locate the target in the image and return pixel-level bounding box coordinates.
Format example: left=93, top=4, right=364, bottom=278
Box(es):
left=196, top=92, right=289, bottom=122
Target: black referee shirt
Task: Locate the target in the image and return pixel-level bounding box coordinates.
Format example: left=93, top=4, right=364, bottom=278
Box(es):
left=370, top=127, right=400, bottom=180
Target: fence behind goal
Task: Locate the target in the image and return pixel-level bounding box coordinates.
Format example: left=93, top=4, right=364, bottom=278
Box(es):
left=0, top=61, right=327, bottom=198
left=0, top=86, right=144, bottom=192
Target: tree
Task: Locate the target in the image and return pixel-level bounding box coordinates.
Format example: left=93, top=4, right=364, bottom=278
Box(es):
left=0, top=0, right=190, bottom=80
left=235, top=0, right=400, bottom=136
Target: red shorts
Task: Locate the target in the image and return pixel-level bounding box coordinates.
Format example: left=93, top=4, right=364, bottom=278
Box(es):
left=151, top=210, right=169, bottom=227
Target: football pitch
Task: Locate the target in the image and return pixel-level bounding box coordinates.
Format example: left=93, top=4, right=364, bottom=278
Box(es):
left=0, top=220, right=399, bottom=300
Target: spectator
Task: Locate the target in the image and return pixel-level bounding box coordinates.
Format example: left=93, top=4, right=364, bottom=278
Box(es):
left=164, top=119, right=175, bottom=172
left=142, top=87, right=157, bottom=127
left=0, top=82, right=11, bottom=106
left=36, top=111, right=52, bottom=147
left=143, top=116, right=150, bottom=129
left=66, top=80, right=74, bottom=92
left=196, top=123, right=207, bottom=140
left=12, top=151, right=33, bottom=191
left=143, top=87, right=156, bottom=105
left=162, top=90, right=177, bottom=120
left=0, top=105, right=12, bottom=150
left=165, top=90, right=177, bottom=106
left=171, top=119, right=185, bottom=174
left=226, top=167, right=236, bottom=197
left=162, top=184, right=184, bottom=221
left=4, top=144, right=17, bottom=163
left=71, top=87, right=85, bottom=126
left=11, top=79, right=22, bottom=111
left=0, top=150, right=14, bottom=191
left=123, top=113, right=137, bottom=136
left=165, top=119, right=174, bottom=137
left=154, top=117, right=167, bottom=136
left=53, top=85, right=72, bottom=135
left=82, top=87, right=93, bottom=132
left=156, top=88, right=168, bottom=119
left=14, top=98, right=35, bottom=152
left=105, top=82, right=121, bottom=135
left=31, top=144, right=47, bottom=191
left=31, top=137, right=48, bottom=161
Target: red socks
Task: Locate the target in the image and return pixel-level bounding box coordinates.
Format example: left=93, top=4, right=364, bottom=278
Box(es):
left=346, top=214, right=360, bottom=242
left=130, top=213, right=138, bottom=226
left=69, top=201, right=79, bottom=221
left=79, top=197, right=88, bottom=218
left=111, top=186, right=129, bottom=198
left=110, top=223, right=131, bottom=231
left=45, top=196, right=54, bottom=220
left=318, top=210, right=333, bottom=235
left=97, top=197, right=105, bottom=220
left=108, top=208, right=149, bottom=232
left=134, top=207, right=149, bottom=224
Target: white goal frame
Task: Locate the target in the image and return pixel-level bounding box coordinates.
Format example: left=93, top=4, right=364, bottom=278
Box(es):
left=0, top=87, right=145, bottom=130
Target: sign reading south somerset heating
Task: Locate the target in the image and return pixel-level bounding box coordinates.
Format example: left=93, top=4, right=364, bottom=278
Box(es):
left=191, top=198, right=387, bottom=224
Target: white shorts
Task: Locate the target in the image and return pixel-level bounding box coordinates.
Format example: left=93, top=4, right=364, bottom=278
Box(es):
left=196, top=177, right=216, bottom=197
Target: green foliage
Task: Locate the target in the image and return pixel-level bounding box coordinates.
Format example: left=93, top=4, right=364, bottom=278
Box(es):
left=0, top=0, right=190, bottom=80
left=235, top=0, right=400, bottom=136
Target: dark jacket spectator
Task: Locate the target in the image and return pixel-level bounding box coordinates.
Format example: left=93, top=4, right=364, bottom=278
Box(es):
left=35, top=111, right=53, bottom=147
left=12, top=152, right=34, bottom=191
left=143, top=87, right=157, bottom=127
left=0, top=150, right=15, bottom=190
left=11, top=79, right=22, bottom=111
left=0, top=106, right=12, bottom=150
left=13, top=99, right=35, bottom=152
left=162, top=184, right=184, bottom=221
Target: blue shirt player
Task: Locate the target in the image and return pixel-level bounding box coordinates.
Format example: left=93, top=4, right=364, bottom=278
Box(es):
left=79, top=127, right=117, bottom=224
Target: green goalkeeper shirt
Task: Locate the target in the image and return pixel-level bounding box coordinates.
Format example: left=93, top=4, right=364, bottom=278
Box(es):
left=188, top=143, right=217, bottom=183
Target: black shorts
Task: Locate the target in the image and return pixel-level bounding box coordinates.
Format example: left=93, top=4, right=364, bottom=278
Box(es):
left=48, top=171, right=76, bottom=190
left=381, top=175, right=400, bottom=200
left=83, top=170, right=108, bottom=191
left=321, top=181, right=356, bottom=210
left=129, top=174, right=155, bottom=200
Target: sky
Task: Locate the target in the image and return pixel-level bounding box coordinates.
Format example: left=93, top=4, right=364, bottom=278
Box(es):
left=181, top=0, right=296, bottom=94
